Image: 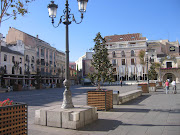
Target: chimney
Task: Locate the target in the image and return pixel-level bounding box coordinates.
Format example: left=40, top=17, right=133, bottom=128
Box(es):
left=36, top=35, right=39, bottom=39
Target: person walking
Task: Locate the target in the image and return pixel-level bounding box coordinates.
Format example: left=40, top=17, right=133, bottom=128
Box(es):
left=164, top=80, right=169, bottom=94
left=120, top=80, right=122, bottom=87
left=171, top=80, right=177, bottom=94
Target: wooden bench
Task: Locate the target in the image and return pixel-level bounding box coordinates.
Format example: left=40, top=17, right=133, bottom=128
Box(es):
left=113, top=90, right=142, bottom=105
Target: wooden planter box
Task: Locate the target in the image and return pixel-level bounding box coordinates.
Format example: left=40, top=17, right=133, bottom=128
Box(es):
left=158, top=82, right=162, bottom=87
left=138, top=83, right=149, bottom=93
left=87, top=90, right=113, bottom=111
left=13, top=84, right=22, bottom=91
left=56, top=83, right=62, bottom=88
left=0, top=103, right=28, bottom=135
left=149, top=83, right=157, bottom=92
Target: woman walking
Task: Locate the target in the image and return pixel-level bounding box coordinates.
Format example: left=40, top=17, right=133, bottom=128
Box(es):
left=164, top=80, right=169, bottom=94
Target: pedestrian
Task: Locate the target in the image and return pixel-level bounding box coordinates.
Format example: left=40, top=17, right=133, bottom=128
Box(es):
left=164, top=80, right=169, bottom=94
left=120, top=80, right=122, bottom=87
left=171, top=80, right=177, bottom=94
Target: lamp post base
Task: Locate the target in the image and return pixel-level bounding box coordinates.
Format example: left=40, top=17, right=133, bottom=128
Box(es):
left=61, top=79, right=74, bottom=109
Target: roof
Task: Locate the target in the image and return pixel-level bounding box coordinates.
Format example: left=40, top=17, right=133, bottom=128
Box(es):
left=1, top=46, right=24, bottom=56
left=11, top=27, right=50, bottom=46
left=105, top=33, right=146, bottom=43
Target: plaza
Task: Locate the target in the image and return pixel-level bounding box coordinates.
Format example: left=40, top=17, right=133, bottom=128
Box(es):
left=0, top=84, right=180, bottom=135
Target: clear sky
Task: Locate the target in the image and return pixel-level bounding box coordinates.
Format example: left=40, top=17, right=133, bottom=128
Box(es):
left=1, top=0, right=180, bottom=61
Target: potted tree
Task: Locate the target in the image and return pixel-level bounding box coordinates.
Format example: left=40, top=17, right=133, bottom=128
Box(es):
left=35, top=68, right=42, bottom=89
left=137, top=50, right=149, bottom=93
left=13, top=61, right=22, bottom=91
left=87, top=32, right=114, bottom=111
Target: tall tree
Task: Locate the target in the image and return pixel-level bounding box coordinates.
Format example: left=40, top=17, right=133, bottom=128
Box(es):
left=148, top=62, right=161, bottom=80
left=138, top=50, right=145, bottom=65
left=0, top=0, right=34, bottom=25
left=88, top=32, right=114, bottom=90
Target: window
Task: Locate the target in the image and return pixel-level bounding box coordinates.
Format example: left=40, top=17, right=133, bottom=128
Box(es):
left=150, top=57, right=154, bottom=63
left=37, top=48, right=39, bottom=57
left=41, top=48, right=44, bottom=57
left=122, top=59, right=125, bottom=65
left=112, top=59, right=117, bottom=66
left=4, top=65, right=6, bottom=74
left=20, top=58, right=22, bottom=63
left=26, top=55, right=29, bottom=61
left=32, top=56, right=34, bottom=62
left=12, top=67, right=15, bottom=74
left=112, top=51, right=116, bottom=57
left=19, top=67, right=22, bottom=74
left=131, top=50, right=135, bottom=57
left=131, top=59, right=135, bottom=65
left=131, top=36, right=135, bottom=39
left=108, top=38, right=112, bottom=41
left=121, top=51, right=125, bottom=57
left=4, top=54, right=7, bottom=61
left=166, top=62, right=172, bottom=68
left=12, top=56, right=15, bottom=62
left=25, top=64, right=27, bottom=70
left=119, top=37, right=123, bottom=40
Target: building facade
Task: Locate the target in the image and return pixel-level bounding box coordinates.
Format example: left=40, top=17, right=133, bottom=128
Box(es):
left=104, top=33, right=147, bottom=81
left=2, top=27, right=66, bottom=87
left=148, top=40, right=180, bottom=82
left=77, top=33, right=180, bottom=83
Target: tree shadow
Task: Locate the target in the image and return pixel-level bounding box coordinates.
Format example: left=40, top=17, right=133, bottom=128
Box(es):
left=120, top=94, right=151, bottom=105
left=79, top=119, right=180, bottom=132
left=79, top=119, right=122, bottom=131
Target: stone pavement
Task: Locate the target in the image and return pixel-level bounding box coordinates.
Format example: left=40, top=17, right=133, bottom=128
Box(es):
left=0, top=84, right=180, bottom=135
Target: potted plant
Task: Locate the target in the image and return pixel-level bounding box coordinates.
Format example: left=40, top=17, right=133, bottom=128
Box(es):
left=0, top=98, right=28, bottom=135
left=138, top=83, right=149, bottom=93
left=87, top=32, right=114, bottom=111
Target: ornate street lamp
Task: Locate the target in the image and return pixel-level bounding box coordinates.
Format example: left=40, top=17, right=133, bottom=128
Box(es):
left=47, top=0, right=88, bottom=109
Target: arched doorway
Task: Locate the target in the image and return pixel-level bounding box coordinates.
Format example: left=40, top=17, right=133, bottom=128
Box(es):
left=163, top=73, right=176, bottom=83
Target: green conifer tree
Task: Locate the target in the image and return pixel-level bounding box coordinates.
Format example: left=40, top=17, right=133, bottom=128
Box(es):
left=88, top=32, right=114, bottom=90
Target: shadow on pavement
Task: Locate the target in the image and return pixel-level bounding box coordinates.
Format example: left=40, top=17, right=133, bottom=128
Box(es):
left=112, top=108, right=150, bottom=113
left=79, top=119, right=122, bottom=131
left=0, top=86, right=95, bottom=107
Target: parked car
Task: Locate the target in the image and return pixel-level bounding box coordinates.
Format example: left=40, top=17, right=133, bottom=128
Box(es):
left=82, top=77, right=91, bottom=85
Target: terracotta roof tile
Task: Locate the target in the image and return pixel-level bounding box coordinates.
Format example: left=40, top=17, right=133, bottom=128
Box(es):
left=105, top=33, right=146, bottom=43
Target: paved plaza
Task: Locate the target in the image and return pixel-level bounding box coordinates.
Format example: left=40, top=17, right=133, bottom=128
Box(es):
left=0, top=84, right=180, bottom=135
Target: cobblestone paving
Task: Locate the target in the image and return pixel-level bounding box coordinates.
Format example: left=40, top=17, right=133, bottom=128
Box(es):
left=0, top=84, right=180, bottom=135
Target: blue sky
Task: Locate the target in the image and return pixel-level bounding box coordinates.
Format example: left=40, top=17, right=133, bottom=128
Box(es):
left=1, top=0, right=180, bottom=61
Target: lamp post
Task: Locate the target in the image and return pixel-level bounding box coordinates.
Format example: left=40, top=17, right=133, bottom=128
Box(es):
left=47, top=0, right=88, bottom=109
left=146, top=50, right=149, bottom=86
left=26, top=56, right=30, bottom=89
